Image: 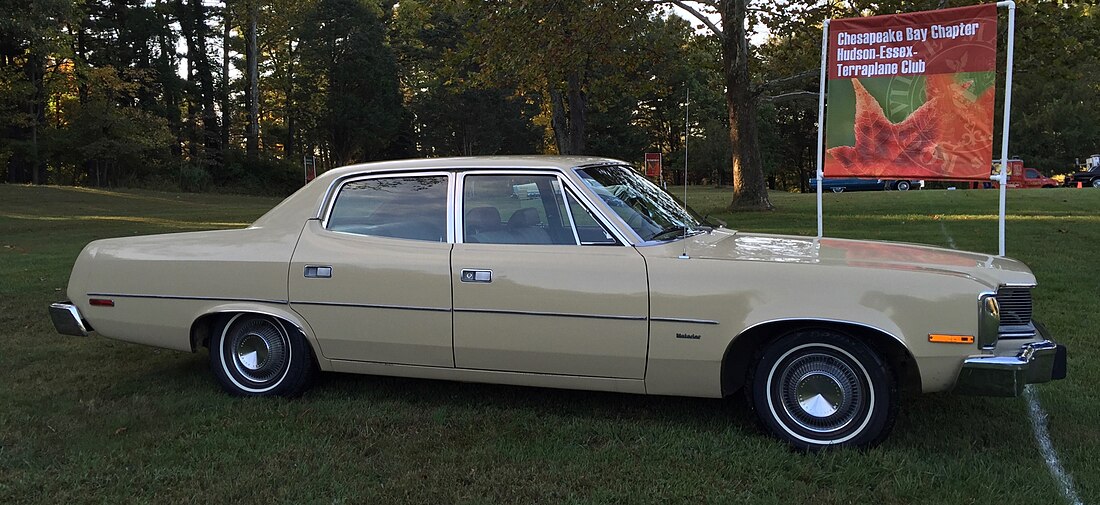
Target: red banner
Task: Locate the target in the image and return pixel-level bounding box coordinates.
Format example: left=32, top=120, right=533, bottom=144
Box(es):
left=644, top=153, right=662, bottom=179
left=824, top=4, right=998, bottom=180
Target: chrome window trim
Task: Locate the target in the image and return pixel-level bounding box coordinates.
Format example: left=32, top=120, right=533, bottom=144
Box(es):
left=557, top=179, right=582, bottom=245
left=317, top=163, right=638, bottom=246
left=315, top=163, right=625, bottom=220
left=87, top=292, right=290, bottom=305
left=454, top=169, right=631, bottom=246
left=320, top=171, right=455, bottom=243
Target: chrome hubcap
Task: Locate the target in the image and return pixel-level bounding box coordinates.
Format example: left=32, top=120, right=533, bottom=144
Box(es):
left=236, top=334, right=271, bottom=371
left=797, top=373, right=844, bottom=417
left=228, top=319, right=289, bottom=384
left=779, top=353, right=863, bottom=433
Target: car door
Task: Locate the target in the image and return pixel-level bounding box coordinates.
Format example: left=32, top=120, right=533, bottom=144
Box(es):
left=451, top=171, right=649, bottom=379
left=289, top=172, right=454, bottom=367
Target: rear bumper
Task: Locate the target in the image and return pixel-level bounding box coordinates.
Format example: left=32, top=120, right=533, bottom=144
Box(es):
left=49, top=301, right=90, bottom=336
left=954, top=326, right=1067, bottom=397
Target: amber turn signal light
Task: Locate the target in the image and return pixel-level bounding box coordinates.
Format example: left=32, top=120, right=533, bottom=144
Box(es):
left=928, top=334, right=974, bottom=344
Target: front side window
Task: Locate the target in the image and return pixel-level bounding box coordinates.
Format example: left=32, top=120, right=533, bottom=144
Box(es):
left=576, top=165, right=704, bottom=242
left=327, top=175, right=448, bottom=242
left=462, top=174, right=577, bottom=245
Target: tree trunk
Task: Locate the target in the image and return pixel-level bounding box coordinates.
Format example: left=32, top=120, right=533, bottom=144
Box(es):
left=246, top=1, right=259, bottom=159
left=565, top=70, right=586, bottom=154
left=28, top=53, right=46, bottom=184
left=720, top=0, right=772, bottom=211
left=186, top=0, right=221, bottom=170
left=156, top=0, right=183, bottom=159
left=221, top=10, right=231, bottom=152
left=284, top=37, right=296, bottom=158
left=548, top=71, right=587, bottom=155
left=550, top=89, right=569, bottom=154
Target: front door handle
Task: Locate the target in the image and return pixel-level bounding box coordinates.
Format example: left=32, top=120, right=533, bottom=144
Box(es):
left=304, top=265, right=332, bottom=278
left=460, top=269, right=492, bottom=283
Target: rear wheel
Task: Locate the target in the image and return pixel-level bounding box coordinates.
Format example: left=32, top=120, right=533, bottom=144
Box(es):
left=831, top=187, right=845, bottom=193
left=210, top=314, right=316, bottom=396
left=895, top=180, right=911, bottom=191
left=748, top=329, right=897, bottom=450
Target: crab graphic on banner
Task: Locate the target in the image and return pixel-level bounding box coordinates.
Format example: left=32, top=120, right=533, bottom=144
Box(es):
left=824, top=4, right=998, bottom=180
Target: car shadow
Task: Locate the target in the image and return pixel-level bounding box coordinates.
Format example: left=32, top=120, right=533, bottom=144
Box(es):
left=121, top=353, right=1038, bottom=453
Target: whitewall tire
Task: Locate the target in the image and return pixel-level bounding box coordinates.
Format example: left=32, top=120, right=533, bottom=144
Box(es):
left=749, top=330, right=897, bottom=450
left=210, top=313, right=316, bottom=397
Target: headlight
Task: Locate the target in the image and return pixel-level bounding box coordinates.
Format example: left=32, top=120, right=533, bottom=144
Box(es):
left=978, top=294, right=1000, bottom=350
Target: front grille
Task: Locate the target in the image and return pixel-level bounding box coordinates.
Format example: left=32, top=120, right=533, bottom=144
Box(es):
left=996, top=286, right=1034, bottom=336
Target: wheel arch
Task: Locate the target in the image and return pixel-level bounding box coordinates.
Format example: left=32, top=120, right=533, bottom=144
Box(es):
left=189, top=305, right=325, bottom=367
left=720, top=319, right=921, bottom=397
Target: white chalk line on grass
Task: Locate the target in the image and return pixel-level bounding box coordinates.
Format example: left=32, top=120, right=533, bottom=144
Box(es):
left=1025, top=386, right=1084, bottom=505
left=939, top=223, right=1082, bottom=505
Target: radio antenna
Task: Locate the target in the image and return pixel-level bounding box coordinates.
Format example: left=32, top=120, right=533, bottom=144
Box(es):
left=679, top=87, right=690, bottom=260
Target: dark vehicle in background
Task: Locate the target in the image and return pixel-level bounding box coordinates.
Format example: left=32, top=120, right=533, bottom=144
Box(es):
left=809, top=178, right=922, bottom=193
left=1065, top=155, right=1100, bottom=188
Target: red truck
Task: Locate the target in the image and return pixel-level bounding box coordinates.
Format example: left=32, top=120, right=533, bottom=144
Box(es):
left=969, top=159, right=1058, bottom=189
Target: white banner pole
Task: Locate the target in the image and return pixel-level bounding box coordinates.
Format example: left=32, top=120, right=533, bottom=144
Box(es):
left=996, top=1, right=1016, bottom=257
left=816, top=19, right=830, bottom=239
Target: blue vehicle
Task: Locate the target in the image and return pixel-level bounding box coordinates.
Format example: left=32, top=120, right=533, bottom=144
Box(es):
left=808, top=177, right=921, bottom=192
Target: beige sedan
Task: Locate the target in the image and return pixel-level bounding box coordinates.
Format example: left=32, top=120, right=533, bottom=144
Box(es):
left=49, top=156, right=1066, bottom=449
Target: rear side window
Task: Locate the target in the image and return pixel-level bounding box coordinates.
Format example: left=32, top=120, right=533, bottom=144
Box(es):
left=327, top=176, right=448, bottom=242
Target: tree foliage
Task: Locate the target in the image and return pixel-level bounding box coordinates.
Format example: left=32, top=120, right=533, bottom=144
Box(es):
left=0, top=0, right=1095, bottom=199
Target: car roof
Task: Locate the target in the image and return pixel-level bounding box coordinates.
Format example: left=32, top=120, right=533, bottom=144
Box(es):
left=316, top=155, right=628, bottom=183
left=250, top=156, right=630, bottom=229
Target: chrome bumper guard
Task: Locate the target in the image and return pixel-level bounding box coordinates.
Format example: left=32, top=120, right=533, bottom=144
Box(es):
left=955, top=325, right=1067, bottom=397
left=49, top=301, right=90, bottom=337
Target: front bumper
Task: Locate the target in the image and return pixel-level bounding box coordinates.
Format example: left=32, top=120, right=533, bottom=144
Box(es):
left=49, top=301, right=90, bottom=336
left=955, top=326, right=1067, bottom=397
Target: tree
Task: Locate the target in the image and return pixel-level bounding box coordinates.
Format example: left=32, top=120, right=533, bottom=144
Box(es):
left=0, top=0, right=74, bottom=184
left=469, top=0, right=649, bottom=155
left=299, top=0, right=403, bottom=165
left=664, top=0, right=773, bottom=210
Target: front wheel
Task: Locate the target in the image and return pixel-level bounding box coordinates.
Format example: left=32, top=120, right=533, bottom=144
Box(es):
left=748, top=330, right=897, bottom=450
left=210, top=314, right=316, bottom=396
left=831, top=187, right=845, bottom=193
left=895, top=180, right=911, bottom=191
left=1092, top=178, right=1100, bottom=188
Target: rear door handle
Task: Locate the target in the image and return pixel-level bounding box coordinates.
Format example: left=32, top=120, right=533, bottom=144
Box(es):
left=460, top=269, right=492, bottom=283
left=304, top=265, right=332, bottom=278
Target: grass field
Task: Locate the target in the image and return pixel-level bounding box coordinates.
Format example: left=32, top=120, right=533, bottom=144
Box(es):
left=1, top=184, right=1097, bottom=504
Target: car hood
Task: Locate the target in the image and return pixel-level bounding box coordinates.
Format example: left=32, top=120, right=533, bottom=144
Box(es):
left=681, top=229, right=1034, bottom=288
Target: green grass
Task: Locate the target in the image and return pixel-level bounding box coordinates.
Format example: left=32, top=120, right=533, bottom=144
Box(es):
left=1, top=184, right=1097, bottom=504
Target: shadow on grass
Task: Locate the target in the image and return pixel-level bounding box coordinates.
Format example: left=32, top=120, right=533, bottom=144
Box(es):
left=101, top=346, right=1039, bottom=457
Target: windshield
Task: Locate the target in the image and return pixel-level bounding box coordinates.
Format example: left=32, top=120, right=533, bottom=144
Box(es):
left=576, top=165, right=705, bottom=242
